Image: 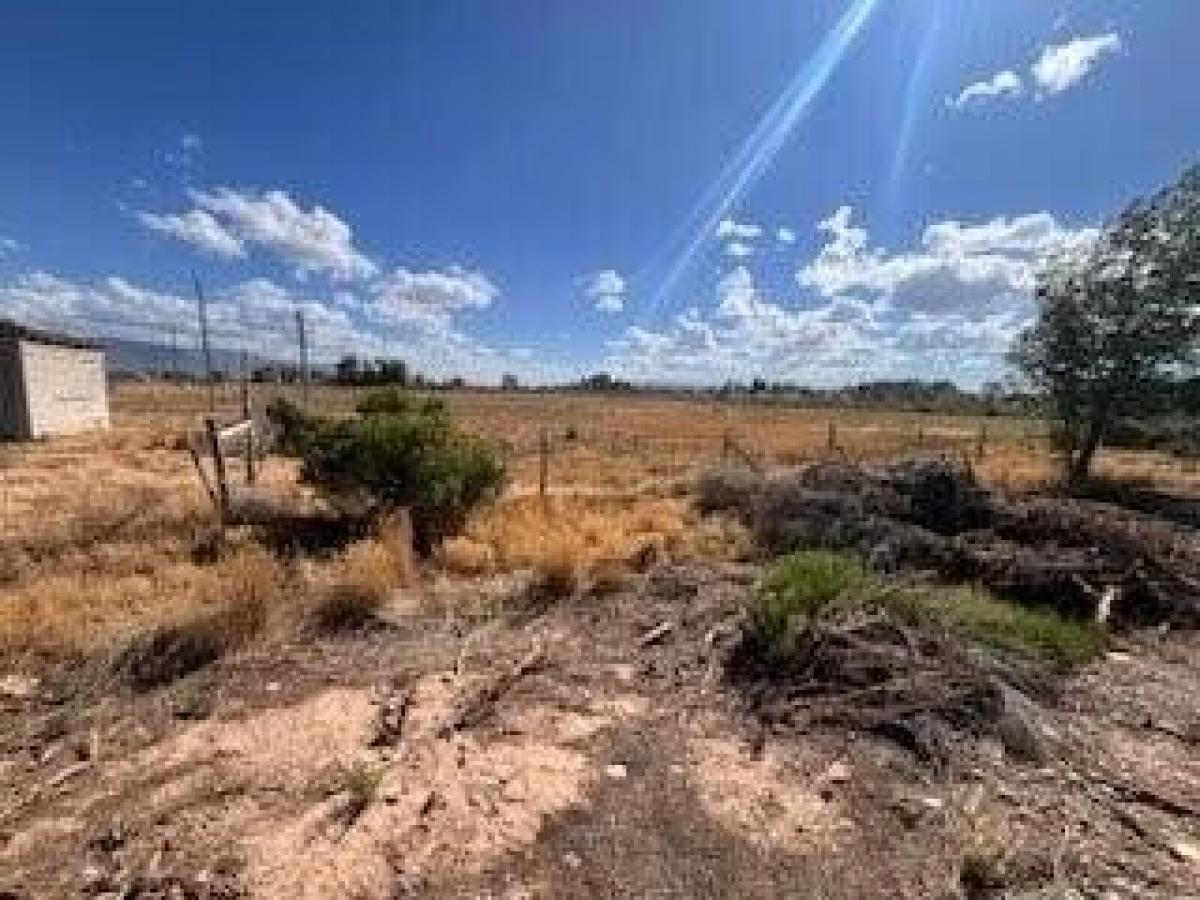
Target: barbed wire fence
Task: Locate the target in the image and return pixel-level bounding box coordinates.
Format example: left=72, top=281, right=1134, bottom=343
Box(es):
left=12, top=308, right=1185, bottom=505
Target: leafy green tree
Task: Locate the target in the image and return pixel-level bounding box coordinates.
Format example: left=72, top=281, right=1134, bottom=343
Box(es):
left=1012, top=164, right=1200, bottom=484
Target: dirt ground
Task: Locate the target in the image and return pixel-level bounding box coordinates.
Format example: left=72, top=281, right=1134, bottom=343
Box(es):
left=2, top=387, right=1200, bottom=897
left=2, top=561, right=1198, bottom=898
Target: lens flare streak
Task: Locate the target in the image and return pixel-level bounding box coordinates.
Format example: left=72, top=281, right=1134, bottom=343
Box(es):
left=646, top=0, right=882, bottom=320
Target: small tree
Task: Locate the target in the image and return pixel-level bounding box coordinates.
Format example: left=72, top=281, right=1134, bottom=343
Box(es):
left=297, top=391, right=505, bottom=553
left=1012, top=164, right=1200, bottom=484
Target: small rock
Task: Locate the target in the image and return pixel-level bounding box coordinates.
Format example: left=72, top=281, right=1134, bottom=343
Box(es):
left=563, top=851, right=582, bottom=869
left=992, top=682, right=1049, bottom=762
left=0, top=674, right=39, bottom=699
left=80, top=863, right=105, bottom=889
left=265, top=682, right=281, bottom=693
left=920, top=797, right=944, bottom=811
left=823, top=761, right=851, bottom=784
left=1169, top=837, right=1200, bottom=865
left=604, top=764, right=628, bottom=780
left=1106, top=651, right=1133, bottom=663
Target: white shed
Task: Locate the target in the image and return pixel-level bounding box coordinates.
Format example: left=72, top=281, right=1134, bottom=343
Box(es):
left=0, top=320, right=110, bottom=439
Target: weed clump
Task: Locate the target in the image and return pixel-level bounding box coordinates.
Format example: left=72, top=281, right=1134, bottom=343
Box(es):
left=745, top=551, right=1105, bottom=672
left=735, top=550, right=1106, bottom=766
left=331, top=759, right=385, bottom=817
left=749, top=551, right=867, bottom=661
left=306, top=530, right=412, bottom=632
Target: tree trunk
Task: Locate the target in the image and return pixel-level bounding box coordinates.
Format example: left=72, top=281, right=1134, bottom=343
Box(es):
left=1068, top=414, right=1106, bottom=486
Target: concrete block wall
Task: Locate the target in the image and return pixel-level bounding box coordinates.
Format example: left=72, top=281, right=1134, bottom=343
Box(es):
left=17, top=340, right=109, bottom=438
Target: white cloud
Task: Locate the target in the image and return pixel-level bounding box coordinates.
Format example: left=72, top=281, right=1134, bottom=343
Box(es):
left=1032, top=32, right=1120, bottom=97
left=180, top=133, right=202, bottom=151
left=948, top=31, right=1120, bottom=111
left=581, top=269, right=626, bottom=313
left=776, top=227, right=797, bottom=245
left=715, top=218, right=762, bottom=241
left=0, top=269, right=580, bottom=385
left=191, top=188, right=378, bottom=280
left=605, top=266, right=878, bottom=385
left=725, top=240, right=755, bottom=259
left=947, top=68, right=1023, bottom=109
left=368, top=266, right=498, bottom=330
left=797, top=205, right=1096, bottom=320
left=136, top=209, right=245, bottom=258
left=0, top=271, right=192, bottom=336
left=0, top=237, right=21, bottom=256
left=141, top=187, right=378, bottom=281
left=605, top=205, right=1097, bottom=386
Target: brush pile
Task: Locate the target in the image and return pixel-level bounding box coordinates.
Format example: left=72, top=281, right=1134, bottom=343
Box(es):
left=699, top=458, right=1200, bottom=627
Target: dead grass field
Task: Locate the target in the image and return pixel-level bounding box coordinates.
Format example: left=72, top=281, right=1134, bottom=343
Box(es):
left=3, top=383, right=1200, bottom=897
left=3, top=381, right=1199, bottom=656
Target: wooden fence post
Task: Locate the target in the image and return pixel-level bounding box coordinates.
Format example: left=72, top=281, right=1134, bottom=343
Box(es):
left=827, top=421, right=837, bottom=456
left=976, top=425, right=987, bottom=461
left=538, top=427, right=549, bottom=508
left=245, top=422, right=257, bottom=485
left=205, top=417, right=229, bottom=529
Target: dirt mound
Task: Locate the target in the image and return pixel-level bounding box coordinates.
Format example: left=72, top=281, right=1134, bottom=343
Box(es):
left=704, top=457, right=1200, bottom=627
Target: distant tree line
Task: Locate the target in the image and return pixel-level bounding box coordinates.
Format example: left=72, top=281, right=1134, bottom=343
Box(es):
left=564, top=372, right=1029, bottom=415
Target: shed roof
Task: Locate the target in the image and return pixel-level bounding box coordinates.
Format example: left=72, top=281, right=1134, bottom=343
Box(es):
left=0, top=319, right=103, bottom=351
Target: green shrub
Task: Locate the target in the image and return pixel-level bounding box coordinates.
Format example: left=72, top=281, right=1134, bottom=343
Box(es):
left=750, top=551, right=1105, bottom=669
left=355, top=388, right=444, bottom=419
left=264, top=396, right=319, bottom=455
left=752, top=551, right=867, bottom=659
left=298, top=397, right=505, bottom=553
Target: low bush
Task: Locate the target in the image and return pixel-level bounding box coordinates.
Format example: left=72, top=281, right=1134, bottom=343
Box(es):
left=1106, top=415, right=1200, bottom=457
left=295, top=390, right=506, bottom=553
left=750, top=551, right=867, bottom=661
left=264, top=396, right=319, bottom=455
left=695, top=466, right=764, bottom=516
left=748, top=551, right=1105, bottom=670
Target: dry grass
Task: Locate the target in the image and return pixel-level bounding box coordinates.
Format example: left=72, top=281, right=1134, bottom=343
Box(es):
left=301, top=521, right=415, bottom=631
left=0, top=544, right=289, bottom=657
left=2, top=382, right=1197, bottom=663
left=441, top=493, right=742, bottom=582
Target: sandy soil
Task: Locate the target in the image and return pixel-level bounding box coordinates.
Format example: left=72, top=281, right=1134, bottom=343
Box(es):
left=2, top=562, right=1198, bottom=898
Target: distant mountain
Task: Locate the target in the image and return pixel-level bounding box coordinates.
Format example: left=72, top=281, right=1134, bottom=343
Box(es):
left=100, top=336, right=283, bottom=377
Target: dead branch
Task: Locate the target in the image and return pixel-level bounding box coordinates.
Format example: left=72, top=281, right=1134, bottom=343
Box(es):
left=437, top=643, right=545, bottom=737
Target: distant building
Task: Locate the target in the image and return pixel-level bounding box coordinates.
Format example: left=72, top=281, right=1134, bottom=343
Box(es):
left=0, top=320, right=109, bottom=439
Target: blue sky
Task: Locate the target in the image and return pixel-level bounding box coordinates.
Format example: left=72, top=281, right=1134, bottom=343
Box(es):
left=1, top=1, right=1197, bottom=385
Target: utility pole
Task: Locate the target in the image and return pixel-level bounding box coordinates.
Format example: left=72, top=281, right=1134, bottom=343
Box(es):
left=239, top=349, right=250, bottom=419
left=295, top=309, right=309, bottom=408
left=169, top=323, right=180, bottom=382
left=193, top=271, right=215, bottom=414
